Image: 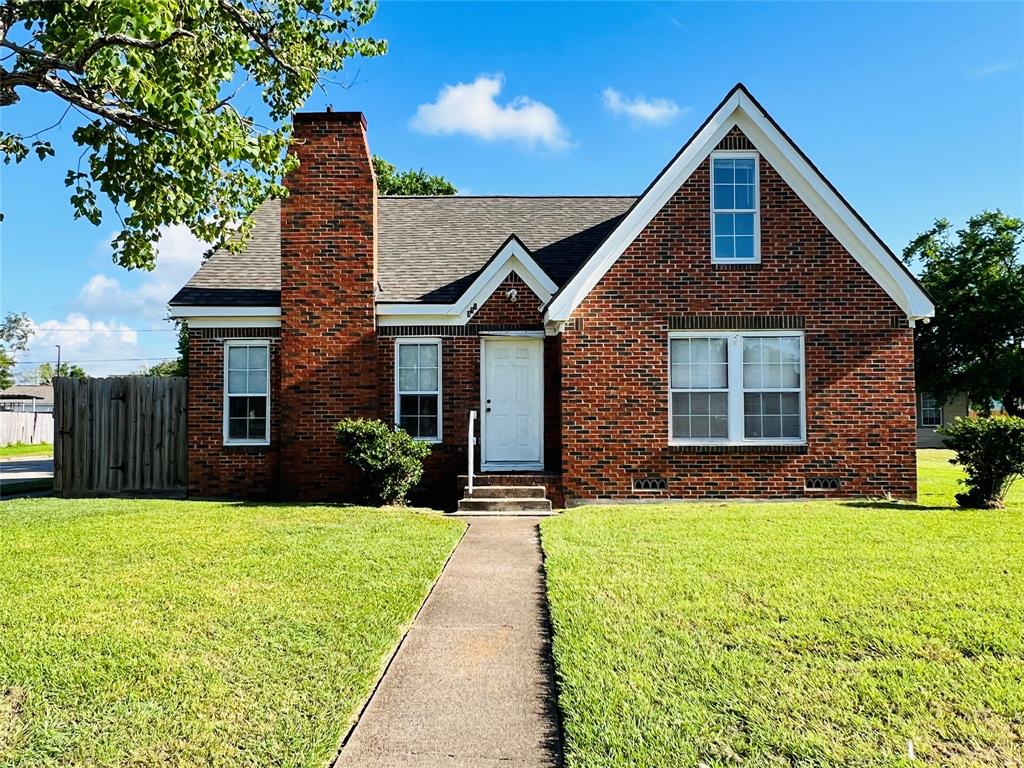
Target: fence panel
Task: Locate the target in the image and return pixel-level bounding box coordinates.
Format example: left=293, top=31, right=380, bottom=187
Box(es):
left=53, top=376, right=187, bottom=496
left=0, top=412, right=53, bottom=446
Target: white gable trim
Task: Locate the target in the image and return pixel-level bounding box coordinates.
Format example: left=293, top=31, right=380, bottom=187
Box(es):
left=544, top=86, right=934, bottom=323
left=376, top=235, right=556, bottom=326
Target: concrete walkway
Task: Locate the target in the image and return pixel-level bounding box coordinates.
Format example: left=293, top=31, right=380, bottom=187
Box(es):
left=335, top=516, right=561, bottom=768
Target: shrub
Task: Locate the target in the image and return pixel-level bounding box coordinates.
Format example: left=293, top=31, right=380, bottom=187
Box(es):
left=938, top=416, right=1024, bottom=508
left=334, top=418, right=432, bottom=506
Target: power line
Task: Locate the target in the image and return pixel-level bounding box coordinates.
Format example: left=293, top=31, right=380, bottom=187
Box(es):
left=12, top=356, right=176, bottom=365
left=31, top=327, right=178, bottom=333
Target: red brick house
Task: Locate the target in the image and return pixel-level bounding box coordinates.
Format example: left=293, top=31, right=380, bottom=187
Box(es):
left=169, top=84, right=934, bottom=508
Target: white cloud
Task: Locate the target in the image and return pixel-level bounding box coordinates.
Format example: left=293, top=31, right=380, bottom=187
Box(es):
left=602, top=87, right=685, bottom=126
left=411, top=74, right=570, bottom=150
left=76, top=224, right=207, bottom=320
left=21, top=314, right=146, bottom=378
left=971, top=63, right=1015, bottom=78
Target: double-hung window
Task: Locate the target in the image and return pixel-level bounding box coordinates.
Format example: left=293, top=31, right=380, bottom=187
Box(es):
left=711, top=152, right=759, bottom=263
left=224, top=340, right=270, bottom=445
left=669, top=332, right=805, bottom=444
left=919, top=393, right=942, bottom=427
left=395, top=340, right=441, bottom=441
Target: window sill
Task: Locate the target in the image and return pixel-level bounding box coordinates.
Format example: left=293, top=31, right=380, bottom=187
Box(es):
left=712, top=261, right=761, bottom=270
left=668, top=442, right=807, bottom=454
left=223, top=441, right=271, bottom=450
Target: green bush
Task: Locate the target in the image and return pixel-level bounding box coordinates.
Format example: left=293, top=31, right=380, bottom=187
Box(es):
left=938, top=416, right=1024, bottom=508
left=334, top=418, right=432, bottom=505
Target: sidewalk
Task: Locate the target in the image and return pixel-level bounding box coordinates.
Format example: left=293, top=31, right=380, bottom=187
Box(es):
left=334, top=516, right=561, bottom=768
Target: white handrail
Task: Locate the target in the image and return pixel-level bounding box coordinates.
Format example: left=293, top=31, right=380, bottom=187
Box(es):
left=467, top=410, right=477, bottom=495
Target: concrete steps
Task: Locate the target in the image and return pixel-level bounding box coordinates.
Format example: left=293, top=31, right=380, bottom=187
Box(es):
left=456, top=480, right=554, bottom=515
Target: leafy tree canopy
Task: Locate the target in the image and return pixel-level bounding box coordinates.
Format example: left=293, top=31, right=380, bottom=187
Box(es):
left=373, top=156, right=456, bottom=196
left=146, top=323, right=188, bottom=376
left=1, top=1, right=386, bottom=270
left=904, top=211, right=1024, bottom=415
left=26, top=362, right=87, bottom=384
left=0, top=312, right=32, bottom=389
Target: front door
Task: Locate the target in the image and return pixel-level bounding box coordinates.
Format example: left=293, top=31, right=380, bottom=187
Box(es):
left=482, top=337, right=543, bottom=469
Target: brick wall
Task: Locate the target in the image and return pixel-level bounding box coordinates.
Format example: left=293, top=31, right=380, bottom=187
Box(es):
left=560, top=130, right=917, bottom=502
left=187, top=327, right=281, bottom=498
left=279, top=112, right=379, bottom=500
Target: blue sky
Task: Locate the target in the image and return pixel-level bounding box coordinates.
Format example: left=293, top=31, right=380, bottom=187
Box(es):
left=1, top=1, right=1021, bottom=375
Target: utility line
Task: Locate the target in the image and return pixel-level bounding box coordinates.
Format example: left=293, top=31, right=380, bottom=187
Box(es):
left=12, top=356, right=176, bottom=365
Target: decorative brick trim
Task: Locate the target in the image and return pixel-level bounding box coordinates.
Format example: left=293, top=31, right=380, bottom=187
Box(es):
left=716, top=127, right=755, bottom=151
left=712, top=262, right=762, bottom=271
left=669, top=315, right=805, bottom=330
left=669, top=444, right=809, bottom=454
left=191, top=327, right=281, bottom=339
left=380, top=324, right=544, bottom=337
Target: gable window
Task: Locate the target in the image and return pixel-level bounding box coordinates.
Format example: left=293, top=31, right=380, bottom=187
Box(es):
left=224, top=340, right=270, bottom=445
left=711, top=152, right=759, bottom=263
left=396, top=340, right=441, bottom=442
left=669, top=332, right=804, bottom=444
left=919, top=393, right=942, bottom=427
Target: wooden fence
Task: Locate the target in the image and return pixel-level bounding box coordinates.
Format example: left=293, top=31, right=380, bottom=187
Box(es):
left=54, top=376, right=187, bottom=496
left=0, top=411, right=53, bottom=446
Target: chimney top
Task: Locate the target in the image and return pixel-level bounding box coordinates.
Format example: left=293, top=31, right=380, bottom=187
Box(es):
left=294, top=111, right=366, bottom=129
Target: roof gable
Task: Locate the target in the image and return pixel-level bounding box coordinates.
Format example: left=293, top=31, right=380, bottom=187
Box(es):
left=544, top=84, right=934, bottom=323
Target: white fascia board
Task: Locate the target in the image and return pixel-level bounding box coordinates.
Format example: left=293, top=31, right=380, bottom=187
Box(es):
left=168, top=305, right=280, bottom=319
left=544, top=89, right=934, bottom=322
left=375, top=237, right=557, bottom=325
left=186, top=317, right=281, bottom=329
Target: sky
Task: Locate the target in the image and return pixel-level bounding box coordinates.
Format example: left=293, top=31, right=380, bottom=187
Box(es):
left=1, top=1, right=1022, bottom=376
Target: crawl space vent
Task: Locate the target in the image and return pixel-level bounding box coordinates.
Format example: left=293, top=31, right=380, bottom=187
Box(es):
left=633, top=477, right=668, bottom=492
left=805, top=477, right=841, bottom=491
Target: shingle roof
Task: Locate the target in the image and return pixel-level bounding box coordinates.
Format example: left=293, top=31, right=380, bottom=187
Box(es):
left=169, top=196, right=635, bottom=306
left=0, top=385, right=53, bottom=402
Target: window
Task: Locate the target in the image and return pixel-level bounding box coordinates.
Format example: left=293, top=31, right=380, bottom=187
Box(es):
left=224, top=341, right=270, bottom=445
left=919, top=393, right=942, bottom=427
left=711, top=152, right=759, bottom=262
left=669, top=332, right=804, bottom=444
left=396, top=340, right=441, bottom=441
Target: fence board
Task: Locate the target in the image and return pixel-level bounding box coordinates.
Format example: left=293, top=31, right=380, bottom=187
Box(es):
left=53, top=376, right=186, bottom=496
left=0, top=412, right=53, bottom=446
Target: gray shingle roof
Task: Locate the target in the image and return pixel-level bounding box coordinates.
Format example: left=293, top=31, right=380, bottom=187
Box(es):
left=170, top=196, right=636, bottom=306
left=0, top=385, right=53, bottom=402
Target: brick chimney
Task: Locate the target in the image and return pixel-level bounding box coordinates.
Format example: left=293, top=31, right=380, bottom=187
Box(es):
left=279, top=111, right=378, bottom=500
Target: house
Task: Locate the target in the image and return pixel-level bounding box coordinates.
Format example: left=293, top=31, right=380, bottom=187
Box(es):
left=168, top=84, right=934, bottom=508
left=916, top=391, right=970, bottom=448
left=0, top=385, right=54, bottom=413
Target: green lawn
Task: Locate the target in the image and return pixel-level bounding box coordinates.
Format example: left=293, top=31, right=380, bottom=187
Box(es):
left=0, top=500, right=464, bottom=767
left=541, top=451, right=1024, bottom=767
left=0, top=442, right=52, bottom=458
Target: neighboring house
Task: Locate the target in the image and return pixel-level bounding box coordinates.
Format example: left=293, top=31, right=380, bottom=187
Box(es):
left=169, top=84, right=934, bottom=507
left=0, top=385, right=54, bottom=413
left=916, top=391, right=970, bottom=448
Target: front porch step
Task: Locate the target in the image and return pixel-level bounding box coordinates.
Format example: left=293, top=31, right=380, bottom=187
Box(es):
left=465, top=485, right=546, bottom=499
left=456, top=497, right=553, bottom=514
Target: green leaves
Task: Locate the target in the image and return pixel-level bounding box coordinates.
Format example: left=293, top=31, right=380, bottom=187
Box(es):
left=1, top=1, right=387, bottom=269
left=903, top=211, right=1024, bottom=416
left=373, top=156, right=458, bottom=196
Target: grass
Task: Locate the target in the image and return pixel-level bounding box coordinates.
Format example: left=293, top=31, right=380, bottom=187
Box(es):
left=0, top=442, right=52, bottom=458
left=541, top=451, right=1024, bottom=767
left=0, top=499, right=464, bottom=767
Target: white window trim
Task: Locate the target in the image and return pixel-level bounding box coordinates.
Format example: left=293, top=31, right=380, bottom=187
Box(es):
left=222, top=338, right=271, bottom=447
left=919, top=393, right=943, bottom=428
left=710, top=150, right=761, bottom=264
left=394, top=338, right=443, bottom=443
left=667, top=330, right=806, bottom=446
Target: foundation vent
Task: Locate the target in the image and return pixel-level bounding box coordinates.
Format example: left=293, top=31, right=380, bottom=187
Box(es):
left=805, top=477, right=841, bottom=491
left=633, top=477, right=668, bottom=492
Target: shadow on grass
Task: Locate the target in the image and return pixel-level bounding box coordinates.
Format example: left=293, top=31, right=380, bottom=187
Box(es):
left=840, top=500, right=957, bottom=512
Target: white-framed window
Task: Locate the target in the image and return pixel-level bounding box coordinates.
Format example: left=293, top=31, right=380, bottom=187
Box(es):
left=223, top=339, right=270, bottom=446
left=669, top=331, right=805, bottom=445
left=919, top=393, right=943, bottom=427
left=395, top=339, right=442, bottom=442
left=711, top=151, right=760, bottom=263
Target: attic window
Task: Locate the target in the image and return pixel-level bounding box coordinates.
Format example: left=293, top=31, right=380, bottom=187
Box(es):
left=711, top=152, right=760, bottom=263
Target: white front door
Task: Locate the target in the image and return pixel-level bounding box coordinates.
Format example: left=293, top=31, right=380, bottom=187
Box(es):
left=482, top=337, right=543, bottom=468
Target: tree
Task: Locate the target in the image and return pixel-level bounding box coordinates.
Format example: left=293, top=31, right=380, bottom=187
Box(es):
left=145, top=321, right=189, bottom=376
left=373, top=156, right=456, bottom=196
left=904, top=211, right=1024, bottom=416
left=0, top=312, right=32, bottom=389
left=26, top=362, right=87, bottom=385
left=1, top=2, right=386, bottom=270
